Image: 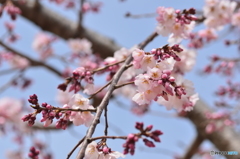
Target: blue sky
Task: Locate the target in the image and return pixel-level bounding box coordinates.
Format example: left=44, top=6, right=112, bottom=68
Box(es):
left=0, top=0, right=236, bottom=159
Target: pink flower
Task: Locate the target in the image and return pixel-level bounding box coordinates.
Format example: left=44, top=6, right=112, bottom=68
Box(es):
left=68, top=38, right=92, bottom=54
left=203, top=0, right=237, bottom=29
left=156, top=7, right=196, bottom=43
left=32, top=33, right=52, bottom=51
left=114, top=48, right=131, bottom=61
left=68, top=94, right=91, bottom=109
left=132, top=92, right=150, bottom=105
left=205, top=123, right=216, bottom=134
left=99, top=151, right=125, bottom=159
left=0, top=97, right=22, bottom=124
left=8, top=54, right=29, bottom=69
left=83, top=83, right=95, bottom=95
left=55, top=91, right=72, bottom=105
left=68, top=94, right=95, bottom=127
left=232, top=10, right=240, bottom=27
left=32, top=33, right=55, bottom=59
left=134, top=74, right=152, bottom=92
left=84, top=142, right=99, bottom=159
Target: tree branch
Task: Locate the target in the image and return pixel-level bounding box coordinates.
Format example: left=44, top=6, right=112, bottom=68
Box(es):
left=75, top=31, right=158, bottom=159
left=0, top=41, right=62, bottom=77
left=181, top=132, right=204, bottom=159
left=1, top=0, right=120, bottom=59
left=185, top=100, right=240, bottom=159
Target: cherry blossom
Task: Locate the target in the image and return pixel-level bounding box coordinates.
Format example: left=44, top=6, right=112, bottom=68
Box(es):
left=68, top=38, right=92, bottom=54
left=0, top=97, right=22, bottom=124
left=156, top=7, right=196, bottom=43
left=32, top=33, right=55, bottom=60
left=7, top=54, right=29, bottom=69
left=84, top=141, right=125, bottom=159
left=68, top=94, right=94, bottom=126
left=173, top=46, right=197, bottom=73
left=203, top=0, right=237, bottom=29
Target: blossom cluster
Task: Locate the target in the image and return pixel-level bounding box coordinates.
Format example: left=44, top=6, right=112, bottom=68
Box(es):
left=205, top=111, right=234, bottom=134
left=0, top=1, right=21, bottom=20
left=215, top=80, right=240, bottom=100
left=4, top=22, right=19, bottom=43
left=132, top=47, right=198, bottom=112
left=58, top=66, right=95, bottom=94
left=203, top=55, right=236, bottom=76
left=22, top=94, right=95, bottom=129
left=0, top=97, right=23, bottom=125
left=28, top=146, right=40, bottom=159
left=188, top=29, right=217, bottom=49
left=156, top=7, right=197, bottom=43
left=82, top=1, right=102, bottom=13
left=0, top=52, right=29, bottom=69
left=203, top=0, right=237, bottom=30
left=32, top=33, right=57, bottom=60
left=123, top=122, right=163, bottom=155
left=84, top=141, right=125, bottom=159
left=68, top=38, right=92, bottom=55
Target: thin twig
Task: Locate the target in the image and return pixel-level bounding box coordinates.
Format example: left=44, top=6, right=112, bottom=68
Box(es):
left=78, top=0, right=86, bottom=27
left=125, top=12, right=157, bottom=18
left=181, top=132, right=204, bottom=159
left=88, top=79, right=113, bottom=100
left=0, top=67, right=18, bottom=76
left=67, top=136, right=86, bottom=159
left=104, top=107, right=108, bottom=136
left=0, top=70, right=24, bottom=93
left=75, top=31, right=158, bottom=159
left=0, top=41, right=62, bottom=77
left=91, top=60, right=125, bottom=74
left=115, top=81, right=134, bottom=89
left=90, top=135, right=127, bottom=141
left=31, top=104, right=97, bottom=113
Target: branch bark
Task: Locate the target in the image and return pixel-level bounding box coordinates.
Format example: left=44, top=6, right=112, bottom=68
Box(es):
left=0, top=0, right=120, bottom=59
left=0, top=41, right=62, bottom=77
left=185, top=100, right=240, bottom=159
left=182, top=132, right=204, bottom=159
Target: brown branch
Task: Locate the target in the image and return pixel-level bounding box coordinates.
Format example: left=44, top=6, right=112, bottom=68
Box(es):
left=91, top=60, right=125, bottom=74
left=181, top=132, right=204, bottom=159
left=88, top=79, right=112, bottom=100
left=104, top=107, right=108, bottom=136
left=185, top=99, right=240, bottom=159
left=78, top=0, right=85, bottom=27
left=75, top=31, right=158, bottom=159
left=1, top=0, right=121, bottom=59
left=90, top=135, right=127, bottom=141
left=67, top=136, right=86, bottom=159
left=31, top=104, right=97, bottom=113
left=115, top=81, right=134, bottom=89
left=0, top=41, right=62, bottom=77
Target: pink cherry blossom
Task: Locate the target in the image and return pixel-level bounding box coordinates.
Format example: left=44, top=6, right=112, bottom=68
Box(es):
left=8, top=54, right=29, bottom=69
left=32, top=33, right=52, bottom=52
left=156, top=7, right=196, bottom=43
left=55, top=90, right=72, bottom=105
left=232, top=10, right=240, bottom=27
left=68, top=38, right=92, bottom=54
left=32, top=33, right=55, bottom=59
left=203, top=0, right=237, bottom=29
left=68, top=94, right=95, bottom=127
left=114, top=48, right=131, bottom=61
left=85, top=141, right=99, bottom=159
left=68, top=94, right=91, bottom=109
left=0, top=97, right=22, bottom=124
